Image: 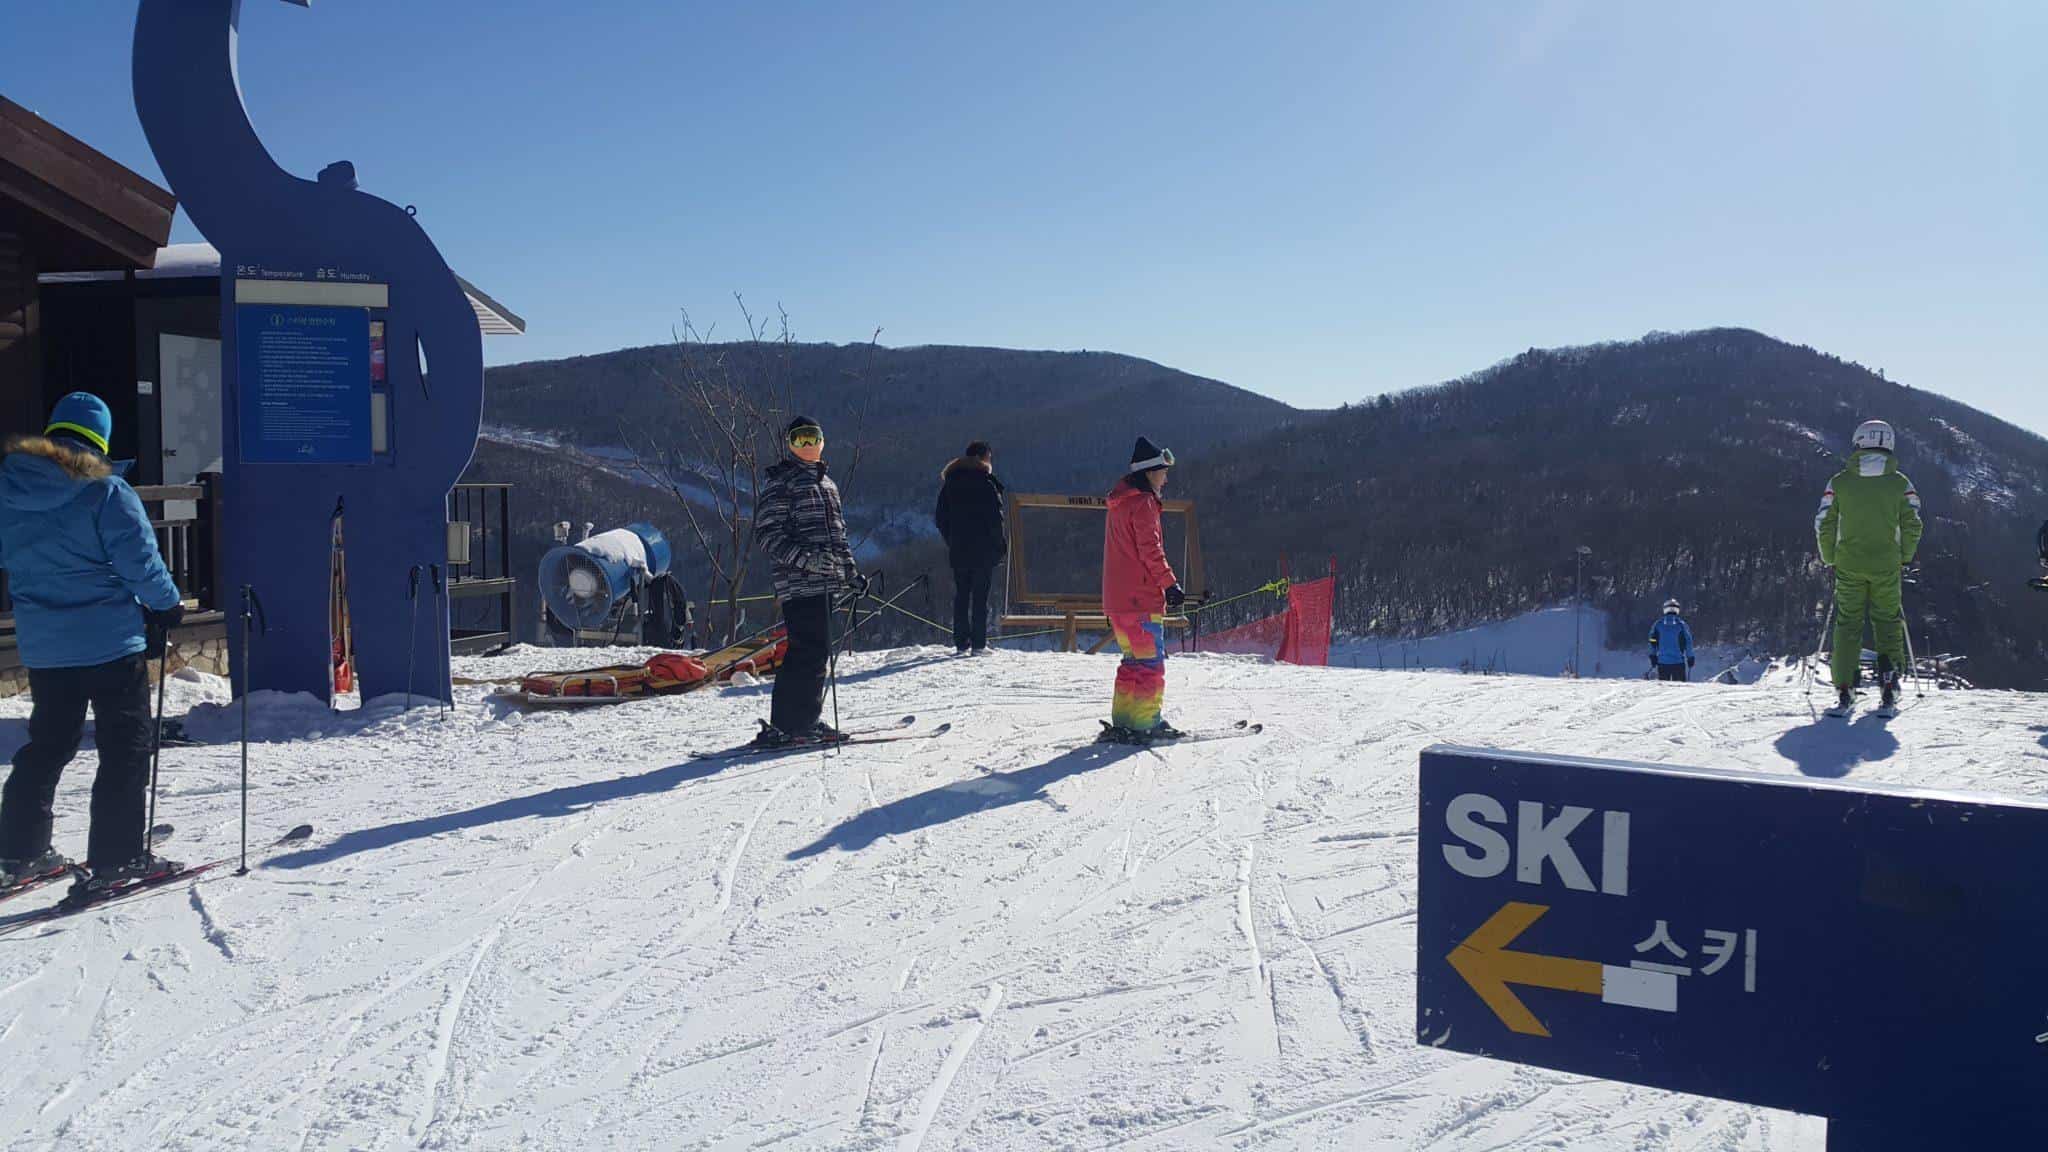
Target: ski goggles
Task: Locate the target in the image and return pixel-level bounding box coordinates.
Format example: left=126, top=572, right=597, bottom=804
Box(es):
left=787, top=425, right=824, bottom=450
left=1130, top=447, right=1176, bottom=471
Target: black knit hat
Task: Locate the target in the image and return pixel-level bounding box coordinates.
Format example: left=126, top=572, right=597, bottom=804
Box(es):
left=787, top=415, right=822, bottom=439
left=1128, top=436, right=1174, bottom=472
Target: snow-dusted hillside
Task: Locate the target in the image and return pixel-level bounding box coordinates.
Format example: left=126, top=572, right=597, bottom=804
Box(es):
left=2, top=647, right=2042, bottom=1150
left=1333, top=605, right=1754, bottom=682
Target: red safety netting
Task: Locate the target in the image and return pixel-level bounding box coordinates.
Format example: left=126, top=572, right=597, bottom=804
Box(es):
left=1198, top=576, right=1334, bottom=666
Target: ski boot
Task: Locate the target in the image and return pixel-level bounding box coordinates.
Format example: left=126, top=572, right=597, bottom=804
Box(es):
left=1096, top=720, right=1184, bottom=745
left=68, top=853, right=185, bottom=904
left=748, top=721, right=802, bottom=749
left=1096, top=722, right=1143, bottom=745
left=1148, top=720, right=1187, bottom=743
left=808, top=720, right=850, bottom=744
left=0, top=849, right=71, bottom=890
left=1826, top=685, right=1854, bottom=717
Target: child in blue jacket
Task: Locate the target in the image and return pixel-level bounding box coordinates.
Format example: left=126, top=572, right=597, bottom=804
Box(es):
left=0, top=394, right=185, bottom=897
left=1648, top=599, right=1696, bottom=682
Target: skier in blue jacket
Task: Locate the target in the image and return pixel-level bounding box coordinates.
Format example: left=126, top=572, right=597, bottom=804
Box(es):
left=0, top=394, right=185, bottom=897
left=1648, top=599, right=1695, bottom=682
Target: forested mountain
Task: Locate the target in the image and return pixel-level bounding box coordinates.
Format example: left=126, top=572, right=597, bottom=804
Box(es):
left=465, top=342, right=1301, bottom=644
left=465, top=329, right=2048, bottom=688
left=1179, top=329, right=2048, bottom=688
left=481, top=342, right=1299, bottom=516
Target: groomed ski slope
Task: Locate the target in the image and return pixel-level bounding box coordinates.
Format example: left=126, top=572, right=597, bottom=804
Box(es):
left=2, top=646, right=2042, bottom=1151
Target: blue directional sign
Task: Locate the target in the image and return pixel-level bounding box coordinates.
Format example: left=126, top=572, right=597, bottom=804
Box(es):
left=235, top=303, right=372, bottom=464
left=1416, top=746, right=2048, bottom=1149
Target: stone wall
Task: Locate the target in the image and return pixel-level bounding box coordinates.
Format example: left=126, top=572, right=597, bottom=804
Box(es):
left=0, top=617, right=229, bottom=699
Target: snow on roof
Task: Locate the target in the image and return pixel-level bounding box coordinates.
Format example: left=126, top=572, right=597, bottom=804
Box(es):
left=41, top=242, right=525, bottom=336
left=136, top=241, right=221, bottom=279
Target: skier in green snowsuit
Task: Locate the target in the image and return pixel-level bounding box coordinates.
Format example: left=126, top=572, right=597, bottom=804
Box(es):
left=1813, top=419, right=1923, bottom=712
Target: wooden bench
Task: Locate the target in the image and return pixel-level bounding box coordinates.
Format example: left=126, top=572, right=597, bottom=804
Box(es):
left=998, top=612, right=1193, bottom=653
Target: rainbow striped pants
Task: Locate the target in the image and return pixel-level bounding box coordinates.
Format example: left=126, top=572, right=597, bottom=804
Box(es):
left=1109, top=612, right=1167, bottom=731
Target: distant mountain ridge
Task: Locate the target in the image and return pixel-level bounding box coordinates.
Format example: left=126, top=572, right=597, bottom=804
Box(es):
left=467, top=341, right=1303, bottom=638
left=1178, top=328, right=2048, bottom=688
left=465, top=329, right=2048, bottom=687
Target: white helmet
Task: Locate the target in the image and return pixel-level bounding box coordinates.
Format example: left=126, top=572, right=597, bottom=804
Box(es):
left=1852, top=420, right=1896, bottom=453
left=1663, top=598, right=1681, bottom=615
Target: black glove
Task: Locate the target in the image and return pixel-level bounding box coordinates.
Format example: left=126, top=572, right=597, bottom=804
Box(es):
left=844, top=567, right=871, bottom=598
left=1165, top=583, right=1186, bottom=609
left=1687, top=656, right=1696, bottom=669
left=144, top=603, right=185, bottom=659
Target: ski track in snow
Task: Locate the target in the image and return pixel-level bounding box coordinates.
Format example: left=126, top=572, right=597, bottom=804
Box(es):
left=897, top=982, right=1004, bottom=1152
left=3, top=644, right=2018, bottom=1148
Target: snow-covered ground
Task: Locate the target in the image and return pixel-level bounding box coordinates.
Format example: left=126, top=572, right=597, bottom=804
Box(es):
left=1332, top=605, right=1754, bottom=682
left=2, top=645, right=2042, bottom=1150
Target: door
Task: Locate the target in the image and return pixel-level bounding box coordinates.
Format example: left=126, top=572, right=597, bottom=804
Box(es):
left=158, top=333, right=222, bottom=520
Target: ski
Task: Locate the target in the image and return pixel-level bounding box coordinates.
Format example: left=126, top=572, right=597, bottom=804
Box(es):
left=0, top=823, right=313, bottom=937
left=0, top=860, right=229, bottom=935
left=0, top=864, right=71, bottom=907
left=689, top=716, right=950, bottom=761
left=1097, top=719, right=1263, bottom=746
left=0, top=824, right=176, bottom=907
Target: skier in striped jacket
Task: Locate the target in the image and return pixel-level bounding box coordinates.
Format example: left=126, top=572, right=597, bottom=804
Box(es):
left=753, top=415, right=863, bottom=745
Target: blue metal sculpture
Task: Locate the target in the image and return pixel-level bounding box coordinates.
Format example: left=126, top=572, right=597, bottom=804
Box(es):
left=133, top=0, right=482, bottom=703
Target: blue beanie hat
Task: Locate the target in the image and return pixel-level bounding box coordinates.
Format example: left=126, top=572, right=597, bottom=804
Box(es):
left=46, top=392, right=113, bottom=455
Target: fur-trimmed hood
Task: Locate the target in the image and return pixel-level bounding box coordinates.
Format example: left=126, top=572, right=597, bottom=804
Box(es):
left=1, top=435, right=115, bottom=513
left=940, top=456, right=998, bottom=483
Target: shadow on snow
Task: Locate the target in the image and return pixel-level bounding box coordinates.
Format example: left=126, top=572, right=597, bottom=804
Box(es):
left=267, top=754, right=740, bottom=869
left=785, top=742, right=1143, bottom=859
left=1773, top=714, right=1899, bottom=779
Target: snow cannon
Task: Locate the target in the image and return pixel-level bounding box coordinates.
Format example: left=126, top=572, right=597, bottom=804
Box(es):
left=539, top=522, right=673, bottom=630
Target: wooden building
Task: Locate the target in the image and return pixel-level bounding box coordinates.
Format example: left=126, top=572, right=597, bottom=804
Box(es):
left=2, top=95, right=526, bottom=689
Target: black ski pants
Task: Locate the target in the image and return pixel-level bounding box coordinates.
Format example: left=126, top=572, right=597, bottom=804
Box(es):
left=0, top=654, right=152, bottom=867
left=770, top=593, right=832, bottom=734
left=952, top=565, right=993, bottom=652
left=1655, top=663, right=1688, bottom=683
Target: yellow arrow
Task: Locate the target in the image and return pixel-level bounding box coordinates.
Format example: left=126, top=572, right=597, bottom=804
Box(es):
left=1447, top=901, right=1603, bottom=1038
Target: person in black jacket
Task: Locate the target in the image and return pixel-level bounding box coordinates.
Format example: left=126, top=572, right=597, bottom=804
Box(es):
left=754, top=415, right=863, bottom=745
left=934, top=442, right=1005, bottom=654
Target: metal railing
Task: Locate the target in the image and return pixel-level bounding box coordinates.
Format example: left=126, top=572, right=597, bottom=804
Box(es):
left=2, top=474, right=220, bottom=625
left=447, top=482, right=515, bottom=654
left=2, top=478, right=511, bottom=655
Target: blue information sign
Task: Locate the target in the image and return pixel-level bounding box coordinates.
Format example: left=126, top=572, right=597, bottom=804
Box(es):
left=236, top=303, right=372, bottom=464
left=1415, top=746, right=2048, bottom=1148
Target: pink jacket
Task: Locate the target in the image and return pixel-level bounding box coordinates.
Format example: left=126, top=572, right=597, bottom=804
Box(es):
left=1102, top=482, right=1177, bottom=615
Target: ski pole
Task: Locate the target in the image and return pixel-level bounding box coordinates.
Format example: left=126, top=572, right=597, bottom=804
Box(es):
left=1901, top=606, right=1924, bottom=699
left=836, top=572, right=928, bottom=650
left=237, top=585, right=267, bottom=876
left=144, top=637, right=169, bottom=862
left=430, top=563, right=447, bottom=719
left=1805, top=596, right=1835, bottom=704
left=828, top=573, right=876, bottom=739
left=405, top=564, right=423, bottom=711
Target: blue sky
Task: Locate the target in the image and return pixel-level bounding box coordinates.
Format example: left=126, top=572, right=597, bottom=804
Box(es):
left=7, top=2, right=2044, bottom=434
